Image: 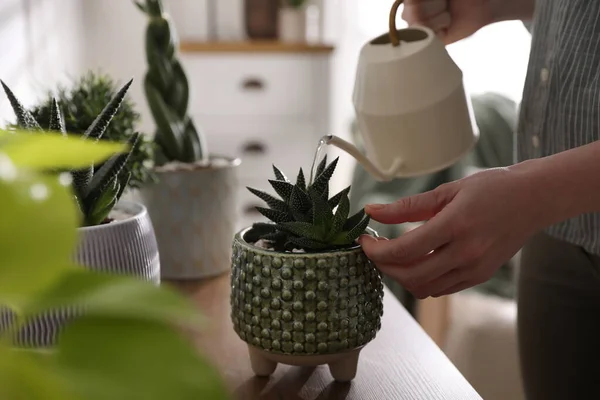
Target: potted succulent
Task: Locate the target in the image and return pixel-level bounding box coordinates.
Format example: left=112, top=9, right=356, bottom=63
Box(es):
left=19, top=70, right=156, bottom=191
left=0, top=80, right=160, bottom=347
left=135, top=0, right=240, bottom=280
left=278, top=0, right=308, bottom=42
left=230, top=156, right=385, bottom=382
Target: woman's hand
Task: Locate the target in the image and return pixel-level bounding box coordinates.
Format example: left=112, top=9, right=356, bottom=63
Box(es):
left=359, top=167, right=547, bottom=299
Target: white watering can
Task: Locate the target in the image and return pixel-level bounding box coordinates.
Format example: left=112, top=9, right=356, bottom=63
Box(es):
left=325, top=0, right=479, bottom=182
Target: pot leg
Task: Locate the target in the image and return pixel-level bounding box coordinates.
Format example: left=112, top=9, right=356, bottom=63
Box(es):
left=248, top=345, right=277, bottom=377
left=328, top=350, right=360, bottom=382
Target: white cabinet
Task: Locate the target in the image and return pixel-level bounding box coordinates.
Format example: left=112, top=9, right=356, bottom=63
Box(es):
left=180, top=43, right=334, bottom=230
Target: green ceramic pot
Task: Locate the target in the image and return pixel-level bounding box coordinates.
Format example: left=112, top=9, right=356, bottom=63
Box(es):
left=230, top=226, right=384, bottom=382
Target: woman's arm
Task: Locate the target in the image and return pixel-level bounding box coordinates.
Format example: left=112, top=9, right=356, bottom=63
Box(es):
left=512, top=140, right=600, bottom=228
left=489, top=0, right=536, bottom=23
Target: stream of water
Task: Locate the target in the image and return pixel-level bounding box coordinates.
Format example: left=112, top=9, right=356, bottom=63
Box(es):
left=308, top=136, right=330, bottom=186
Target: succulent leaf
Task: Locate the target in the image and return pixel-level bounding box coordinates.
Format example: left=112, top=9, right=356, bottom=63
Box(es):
left=329, top=193, right=350, bottom=239
left=296, top=168, right=306, bottom=191
left=308, top=187, right=333, bottom=228
left=344, top=214, right=371, bottom=242
left=286, top=236, right=330, bottom=251
left=268, top=180, right=295, bottom=202
left=315, top=155, right=327, bottom=177
left=247, top=187, right=287, bottom=212
left=49, top=98, right=66, bottom=135
left=310, top=156, right=338, bottom=196
left=272, top=165, right=289, bottom=182
left=1, top=81, right=43, bottom=131
left=288, top=186, right=311, bottom=217
left=83, top=79, right=132, bottom=140
left=328, top=186, right=351, bottom=209
left=255, top=207, right=293, bottom=224
left=344, top=209, right=366, bottom=231
left=277, top=222, right=324, bottom=242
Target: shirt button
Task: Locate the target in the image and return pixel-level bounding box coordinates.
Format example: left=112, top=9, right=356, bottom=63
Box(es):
left=540, top=68, right=549, bottom=82
left=532, top=135, right=540, bottom=148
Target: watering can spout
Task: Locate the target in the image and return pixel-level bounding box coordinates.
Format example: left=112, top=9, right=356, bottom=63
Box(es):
left=323, top=135, right=404, bottom=182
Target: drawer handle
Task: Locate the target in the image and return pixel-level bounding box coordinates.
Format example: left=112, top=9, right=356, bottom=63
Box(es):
left=241, top=78, right=265, bottom=91
left=243, top=204, right=262, bottom=216
left=241, top=140, right=267, bottom=155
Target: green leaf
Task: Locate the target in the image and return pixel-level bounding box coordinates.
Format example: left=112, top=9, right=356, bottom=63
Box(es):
left=343, top=208, right=366, bottom=231
left=296, top=168, right=306, bottom=191
left=145, top=76, right=185, bottom=158
left=22, top=269, right=203, bottom=328
left=315, top=155, right=327, bottom=177
left=48, top=98, right=66, bottom=135
left=278, top=221, right=324, bottom=241
left=345, top=214, right=371, bottom=242
left=247, top=187, right=287, bottom=212
left=268, top=179, right=295, bottom=202
left=288, top=185, right=311, bottom=221
left=1, top=131, right=126, bottom=170
left=272, top=165, right=289, bottom=182
left=54, top=316, right=229, bottom=400
left=328, top=186, right=350, bottom=209
left=308, top=187, right=333, bottom=228
left=83, top=79, right=133, bottom=140
left=329, top=193, right=350, bottom=239
left=0, top=169, right=78, bottom=304
left=310, top=156, right=338, bottom=196
left=0, top=345, right=76, bottom=400
left=255, top=207, right=293, bottom=224
left=1, top=81, right=43, bottom=131
left=133, top=0, right=148, bottom=13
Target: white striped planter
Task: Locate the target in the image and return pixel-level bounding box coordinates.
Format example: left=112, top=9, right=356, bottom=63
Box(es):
left=0, top=201, right=160, bottom=347
left=139, top=156, right=240, bottom=280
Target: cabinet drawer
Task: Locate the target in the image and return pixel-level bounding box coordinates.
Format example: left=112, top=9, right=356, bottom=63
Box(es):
left=199, top=115, right=323, bottom=180
left=181, top=54, right=329, bottom=116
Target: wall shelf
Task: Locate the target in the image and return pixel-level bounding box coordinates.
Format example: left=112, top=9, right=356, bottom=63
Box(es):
left=180, top=40, right=335, bottom=54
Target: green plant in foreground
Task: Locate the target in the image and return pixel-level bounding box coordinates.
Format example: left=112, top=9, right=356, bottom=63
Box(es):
left=18, top=71, right=156, bottom=189
left=2, top=80, right=139, bottom=226
left=245, top=156, right=371, bottom=252
left=135, top=0, right=207, bottom=165
left=0, top=129, right=228, bottom=399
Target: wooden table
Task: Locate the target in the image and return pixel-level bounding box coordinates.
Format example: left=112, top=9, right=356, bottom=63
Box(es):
left=171, top=274, right=482, bottom=400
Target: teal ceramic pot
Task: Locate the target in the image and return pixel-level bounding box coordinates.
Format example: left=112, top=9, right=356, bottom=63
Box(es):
left=230, top=226, right=384, bottom=382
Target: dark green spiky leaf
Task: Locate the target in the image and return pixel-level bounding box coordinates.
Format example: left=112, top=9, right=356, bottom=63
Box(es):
left=286, top=236, right=330, bottom=251
left=316, top=155, right=327, bottom=177
left=310, top=156, right=338, bottom=196
left=84, top=134, right=137, bottom=198
left=272, top=165, right=289, bottom=182
left=328, top=193, right=350, bottom=239
left=247, top=187, right=287, bottom=212
left=277, top=222, right=324, bottom=241
left=48, top=98, right=66, bottom=135
left=71, top=169, right=93, bottom=199
left=244, top=222, right=278, bottom=243
left=116, top=169, right=132, bottom=202
left=1, top=81, right=43, bottom=131
left=328, top=186, right=351, bottom=209
left=296, top=168, right=306, bottom=191
left=83, top=79, right=133, bottom=140
left=343, top=208, right=366, bottom=231
left=255, top=207, right=293, bottom=224
left=308, top=187, right=333, bottom=228
left=268, top=180, right=295, bottom=202
left=262, top=231, right=288, bottom=242
left=345, top=214, right=371, bottom=242
left=288, top=186, right=311, bottom=220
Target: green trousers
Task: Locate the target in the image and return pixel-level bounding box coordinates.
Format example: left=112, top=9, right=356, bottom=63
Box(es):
left=517, top=232, right=600, bottom=399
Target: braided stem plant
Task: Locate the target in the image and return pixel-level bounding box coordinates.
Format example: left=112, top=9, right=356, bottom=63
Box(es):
left=135, top=0, right=207, bottom=166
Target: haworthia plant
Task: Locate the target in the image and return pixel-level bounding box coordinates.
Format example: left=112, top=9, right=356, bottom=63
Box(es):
left=245, top=156, right=371, bottom=252
left=135, top=0, right=207, bottom=165
left=1, top=80, right=138, bottom=227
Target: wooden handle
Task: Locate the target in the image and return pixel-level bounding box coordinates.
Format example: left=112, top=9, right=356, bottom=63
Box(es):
left=389, top=0, right=404, bottom=47
left=241, top=140, right=267, bottom=154
left=241, top=77, right=265, bottom=91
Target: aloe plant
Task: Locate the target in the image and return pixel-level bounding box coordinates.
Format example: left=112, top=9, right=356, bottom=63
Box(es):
left=245, top=156, right=371, bottom=252
left=1, top=80, right=138, bottom=226
left=135, top=0, right=207, bottom=166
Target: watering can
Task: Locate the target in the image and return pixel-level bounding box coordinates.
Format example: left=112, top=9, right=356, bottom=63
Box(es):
left=325, top=0, right=479, bottom=182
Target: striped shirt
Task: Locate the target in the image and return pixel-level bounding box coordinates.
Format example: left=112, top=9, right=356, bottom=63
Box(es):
left=517, top=0, right=600, bottom=255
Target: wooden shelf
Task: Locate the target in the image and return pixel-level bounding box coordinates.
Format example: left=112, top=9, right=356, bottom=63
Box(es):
left=179, top=40, right=335, bottom=54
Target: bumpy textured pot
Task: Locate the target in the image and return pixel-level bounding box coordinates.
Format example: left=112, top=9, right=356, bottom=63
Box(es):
left=230, top=226, right=385, bottom=382
left=140, top=156, right=240, bottom=280
left=0, top=201, right=160, bottom=347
